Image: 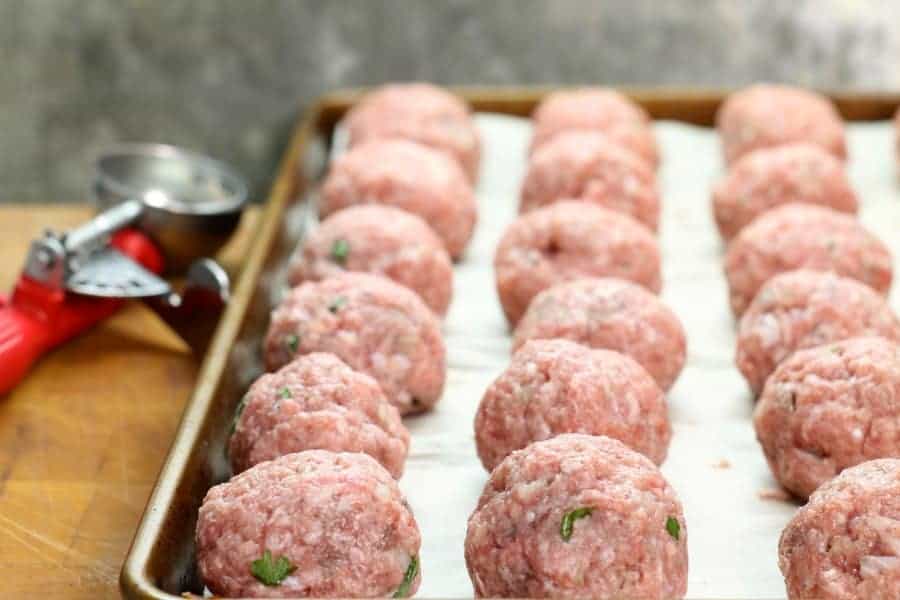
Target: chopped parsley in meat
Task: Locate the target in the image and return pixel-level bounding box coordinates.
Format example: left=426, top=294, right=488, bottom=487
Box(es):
left=392, top=554, right=419, bottom=598
left=331, top=238, right=350, bottom=264
left=250, top=550, right=295, bottom=586
left=560, top=507, right=593, bottom=541
left=665, top=516, right=681, bottom=540
left=328, top=296, right=348, bottom=313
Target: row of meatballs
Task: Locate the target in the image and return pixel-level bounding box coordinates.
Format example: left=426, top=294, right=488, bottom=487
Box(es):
left=196, top=84, right=482, bottom=598
left=474, top=88, right=690, bottom=599
left=717, top=84, right=900, bottom=600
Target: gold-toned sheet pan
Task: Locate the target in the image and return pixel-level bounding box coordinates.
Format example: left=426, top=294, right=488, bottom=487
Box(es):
left=120, top=87, right=900, bottom=599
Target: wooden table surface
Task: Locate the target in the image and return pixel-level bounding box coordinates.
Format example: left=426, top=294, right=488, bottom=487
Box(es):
left=0, top=204, right=258, bottom=599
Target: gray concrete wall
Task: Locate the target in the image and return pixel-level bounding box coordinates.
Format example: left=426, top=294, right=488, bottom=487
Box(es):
left=2, top=0, right=899, bottom=203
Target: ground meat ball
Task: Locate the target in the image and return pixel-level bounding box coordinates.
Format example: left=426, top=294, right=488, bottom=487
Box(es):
left=263, top=273, right=445, bottom=415
left=495, top=201, right=662, bottom=326
left=778, top=459, right=900, bottom=600
left=736, top=270, right=900, bottom=396
left=465, top=434, right=688, bottom=599
left=520, top=131, right=661, bottom=231
left=717, top=84, right=847, bottom=165
left=474, top=339, right=670, bottom=472
left=197, top=451, right=421, bottom=598
left=529, top=88, right=658, bottom=168
left=229, top=352, right=409, bottom=477
left=513, top=278, right=686, bottom=391
left=725, top=204, right=892, bottom=316
left=319, top=138, right=477, bottom=259
left=712, top=143, right=858, bottom=241
left=754, top=337, right=900, bottom=500
left=288, top=205, right=453, bottom=316
left=345, top=83, right=481, bottom=182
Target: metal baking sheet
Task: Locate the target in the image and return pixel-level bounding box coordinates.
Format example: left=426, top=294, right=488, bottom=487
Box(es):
left=121, top=90, right=900, bottom=600
left=310, top=114, right=900, bottom=599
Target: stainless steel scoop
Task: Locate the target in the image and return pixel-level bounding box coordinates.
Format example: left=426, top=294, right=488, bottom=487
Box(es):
left=93, top=143, right=248, bottom=273
left=89, top=143, right=248, bottom=353
left=14, top=143, right=249, bottom=360
left=0, top=144, right=247, bottom=394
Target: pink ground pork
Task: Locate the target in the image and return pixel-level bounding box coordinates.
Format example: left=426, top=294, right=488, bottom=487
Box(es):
left=529, top=88, right=659, bottom=168
left=724, top=203, right=892, bottom=316
left=717, top=84, right=847, bottom=165
left=736, top=269, right=900, bottom=395
left=520, top=130, right=661, bottom=231
left=474, top=339, right=670, bottom=471
left=264, top=273, right=446, bottom=415
left=319, top=138, right=476, bottom=259
left=196, top=450, right=421, bottom=598
left=513, top=277, right=686, bottom=391
left=465, top=434, right=688, bottom=599
left=711, top=142, right=858, bottom=241
left=229, top=352, right=409, bottom=477
left=289, top=204, right=453, bottom=316
left=779, top=459, right=900, bottom=600
left=345, top=82, right=481, bottom=182
left=754, top=337, right=900, bottom=499
left=494, top=200, right=661, bottom=326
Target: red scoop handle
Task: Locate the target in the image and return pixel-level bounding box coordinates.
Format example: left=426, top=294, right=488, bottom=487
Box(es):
left=0, top=229, right=164, bottom=395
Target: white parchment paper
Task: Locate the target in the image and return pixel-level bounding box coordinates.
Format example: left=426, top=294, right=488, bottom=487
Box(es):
left=327, top=114, right=900, bottom=599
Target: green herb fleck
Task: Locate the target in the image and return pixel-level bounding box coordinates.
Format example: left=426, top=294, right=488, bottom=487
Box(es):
left=328, top=296, right=347, bottom=313
left=285, top=334, right=299, bottom=354
left=279, top=387, right=292, bottom=399
left=250, top=550, right=295, bottom=586
left=560, top=507, right=593, bottom=541
left=392, top=554, right=419, bottom=598
left=665, top=516, right=681, bottom=541
left=331, top=238, right=350, bottom=264
left=229, top=395, right=248, bottom=436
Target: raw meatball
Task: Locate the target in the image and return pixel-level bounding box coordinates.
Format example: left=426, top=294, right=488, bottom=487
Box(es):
left=474, top=339, right=671, bottom=472
left=197, top=450, right=421, bottom=598
left=778, top=458, right=900, bottom=600
left=513, top=278, right=686, bottom=391
left=229, top=352, right=409, bottom=477
left=717, top=84, right=847, bottom=165
left=319, top=138, right=477, bottom=259
left=725, top=204, right=892, bottom=316
left=263, top=273, right=445, bottom=415
left=529, top=88, right=658, bottom=168
left=736, top=270, right=900, bottom=395
left=712, top=143, right=858, bottom=241
left=520, top=131, right=661, bottom=231
left=345, top=83, right=481, bottom=182
left=465, top=434, right=688, bottom=599
left=288, top=205, right=453, bottom=316
left=755, top=337, right=900, bottom=499
left=495, top=201, right=662, bottom=326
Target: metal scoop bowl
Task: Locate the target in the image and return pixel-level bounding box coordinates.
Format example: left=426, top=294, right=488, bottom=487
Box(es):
left=93, top=143, right=248, bottom=273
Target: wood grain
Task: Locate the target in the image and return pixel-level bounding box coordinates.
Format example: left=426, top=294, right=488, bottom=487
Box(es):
left=0, top=203, right=257, bottom=599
